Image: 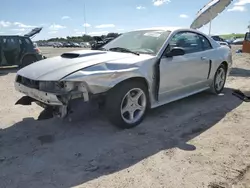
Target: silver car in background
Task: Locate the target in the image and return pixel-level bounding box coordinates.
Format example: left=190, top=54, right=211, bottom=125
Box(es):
left=15, top=27, right=232, bottom=129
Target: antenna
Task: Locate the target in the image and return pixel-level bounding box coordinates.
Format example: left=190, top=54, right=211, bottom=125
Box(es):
left=83, top=1, right=87, bottom=35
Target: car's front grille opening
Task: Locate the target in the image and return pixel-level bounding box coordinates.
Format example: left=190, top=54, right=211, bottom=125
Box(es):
left=16, top=75, right=39, bottom=89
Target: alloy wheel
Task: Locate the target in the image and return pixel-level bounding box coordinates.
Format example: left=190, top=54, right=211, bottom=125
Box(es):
left=120, top=88, right=147, bottom=124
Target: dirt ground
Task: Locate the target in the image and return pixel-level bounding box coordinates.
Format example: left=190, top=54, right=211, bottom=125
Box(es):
left=0, top=46, right=250, bottom=188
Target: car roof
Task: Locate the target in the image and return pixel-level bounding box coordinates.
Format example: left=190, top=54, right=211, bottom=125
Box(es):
left=0, top=35, right=29, bottom=38
left=134, top=27, right=182, bottom=31
left=132, top=27, right=213, bottom=39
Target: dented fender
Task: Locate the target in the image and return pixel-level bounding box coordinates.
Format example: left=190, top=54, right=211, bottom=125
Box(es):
left=60, top=62, right=155, bottom=95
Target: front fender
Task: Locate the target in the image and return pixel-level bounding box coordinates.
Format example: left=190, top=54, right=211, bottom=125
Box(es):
left=61, top=67, right=153, bottom=94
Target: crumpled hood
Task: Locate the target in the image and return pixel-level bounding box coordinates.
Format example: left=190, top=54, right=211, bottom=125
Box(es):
left=17, top=50, right=153, bottom=81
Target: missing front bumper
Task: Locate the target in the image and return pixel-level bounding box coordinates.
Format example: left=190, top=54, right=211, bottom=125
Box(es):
left=15, top=82, right=90, bottom=118
left=15, top=96, right=37, bottom=105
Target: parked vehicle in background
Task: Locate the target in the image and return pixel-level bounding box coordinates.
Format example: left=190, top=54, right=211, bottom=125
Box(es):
left=103, top=37, right=115, bottom=44
left=226, top=38, right=235, bottom=44
left=91, top=36, right=105, bottom=50
left=59, top=42, right=63, bottom=47
left=211, top=35, right=231, bottom=48
left=91, top=36, right=116, bottom=50
left=0, top=27, right=45, bottom=68
left=72, top=42, right=81, bottom=48
left=61, top=42, right=69, bottom=48
left=86, top=42, right=91, bottom=48
left=15, top=27, right=232, bottom=129
left=53, top=42, right=63, bottom=48
left=80, top=42, right=91, bottom=48
left=64, top=42, right=73, bottom=48
left=211, top=35, right=225, bottom=42
left=231, top=38, right=244, bottom=45
left=242, top=32, right=250, bottom=53
left=53, top=42, right=58, bottom=48
left=63, top=42, right=80, bottom=48
left=39, top=42, right=48, bottom=47
left=218, top=41, right=231, bottom=48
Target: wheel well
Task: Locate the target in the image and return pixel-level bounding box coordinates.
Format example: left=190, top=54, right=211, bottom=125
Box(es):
left=94, top=77, right=150, bottom=109
left=114, top=77, right=149, bottom=90
left=22, top=54, right=37, bottom=62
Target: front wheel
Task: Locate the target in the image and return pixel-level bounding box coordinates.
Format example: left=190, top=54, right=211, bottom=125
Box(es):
left=210, top=64, right=227, bottom=94
left=105, top=81, right=149, bottom=129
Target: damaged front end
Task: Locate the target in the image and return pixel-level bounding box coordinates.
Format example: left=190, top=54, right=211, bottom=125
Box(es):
left=15, top=75, right=90, bottom=119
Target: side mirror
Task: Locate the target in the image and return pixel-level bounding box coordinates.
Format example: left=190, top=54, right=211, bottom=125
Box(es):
left=165, top=47, right=185, bottom=57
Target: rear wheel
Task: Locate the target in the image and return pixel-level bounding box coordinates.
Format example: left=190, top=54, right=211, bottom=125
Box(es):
left=210, top=64, right=227, bottom=94
left=105, top=81, right=149, bottom=129
left=20, top=55, right=37, bottom=68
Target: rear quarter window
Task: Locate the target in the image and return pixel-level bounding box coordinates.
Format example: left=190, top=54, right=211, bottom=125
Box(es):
left=25, top=38, right=32, bottom=45
left=198, top=35, right=212, bottom=50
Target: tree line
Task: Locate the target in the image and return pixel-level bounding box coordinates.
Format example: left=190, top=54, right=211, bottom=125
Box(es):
left=37, top=32, right=121, bottom=43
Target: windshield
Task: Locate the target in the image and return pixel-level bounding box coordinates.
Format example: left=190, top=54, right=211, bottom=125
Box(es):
left=103, top=30, right=171, bottom=55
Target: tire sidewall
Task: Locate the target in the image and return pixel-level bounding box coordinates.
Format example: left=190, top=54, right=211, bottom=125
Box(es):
left=212, top=64, right=227, bottom=94
left=105, top=81, right=149, bottom=129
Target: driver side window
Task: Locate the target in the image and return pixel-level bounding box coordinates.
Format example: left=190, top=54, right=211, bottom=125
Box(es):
left=167, top=31, right=204, bottom=54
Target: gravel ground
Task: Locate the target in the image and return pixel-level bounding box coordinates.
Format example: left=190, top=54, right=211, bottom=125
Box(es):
left=0, top=46, right=250, bottom=188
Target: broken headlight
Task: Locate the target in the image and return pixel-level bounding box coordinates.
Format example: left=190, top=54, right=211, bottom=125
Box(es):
left=39, top=81, right=74, bottom=93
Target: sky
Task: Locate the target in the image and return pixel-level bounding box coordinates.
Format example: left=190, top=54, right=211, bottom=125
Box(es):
left=0, top=0, right=249, bottom=40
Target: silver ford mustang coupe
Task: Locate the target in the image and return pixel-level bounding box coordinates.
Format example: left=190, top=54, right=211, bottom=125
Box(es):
left=15, top=27, right=232, bottom=129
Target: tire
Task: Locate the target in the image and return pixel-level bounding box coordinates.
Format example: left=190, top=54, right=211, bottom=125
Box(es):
left=37, top=107, right=54, bottom=120
left=105, top=80, right=149, bottom=129
left=210, top=64, right=227, bottom=94
left=20, top=55, right=37, bottom=68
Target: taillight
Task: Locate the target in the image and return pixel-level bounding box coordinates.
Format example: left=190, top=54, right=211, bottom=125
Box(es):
left=34, top=48, right=41, bottom=53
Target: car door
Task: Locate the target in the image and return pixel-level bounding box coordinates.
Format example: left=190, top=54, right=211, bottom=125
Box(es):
left=1, top=36, right=20, bottom=66
left=158, top=31, right=211, bottom=102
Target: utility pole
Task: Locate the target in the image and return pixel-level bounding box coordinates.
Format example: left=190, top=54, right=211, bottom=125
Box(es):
left=208, top=21, right=212, bottom=36
left=83, top=1, right=87, bottom=35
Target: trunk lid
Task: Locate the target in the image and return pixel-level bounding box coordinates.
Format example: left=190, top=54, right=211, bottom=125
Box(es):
left=24, top=27, right=43, bottom=38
